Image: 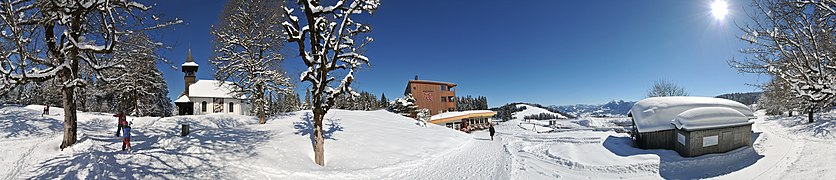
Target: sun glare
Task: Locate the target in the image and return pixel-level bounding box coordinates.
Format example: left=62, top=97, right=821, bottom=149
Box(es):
left=711, top=0, right=729, bottom=20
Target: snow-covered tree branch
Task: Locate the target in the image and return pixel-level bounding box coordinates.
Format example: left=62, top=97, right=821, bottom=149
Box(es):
left=0, top=0, right=181, bottom=149
left=731, top=0, right=836, bottom=123
left=282, top=0, right=380, bottom=166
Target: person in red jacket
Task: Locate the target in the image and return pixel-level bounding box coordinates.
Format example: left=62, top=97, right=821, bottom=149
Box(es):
left=114, top=111, right=127, bottom=137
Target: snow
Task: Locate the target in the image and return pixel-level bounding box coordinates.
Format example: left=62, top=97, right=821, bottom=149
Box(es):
left=181, top=62, right=199, bottom=67
left=430, top=110, right=494, bottom=120
left=0, top=105, right=472, bottom=179
left=173, top=95, right=190, bottom=103
left=630, top=96, right=755, bottom=133
left=5, top=104, right=836, bottom=179
left=672, top=107, right=753, bottom=131
left=513, top=104, right=566, bottom=119
left=188, top=80, right=242, bottom=99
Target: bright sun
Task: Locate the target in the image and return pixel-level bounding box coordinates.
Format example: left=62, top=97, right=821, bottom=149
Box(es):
left=711, top=0, right=729, bottom=20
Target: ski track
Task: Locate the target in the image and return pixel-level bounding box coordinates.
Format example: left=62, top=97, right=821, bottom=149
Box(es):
left=4, top=134, right=54, bottom=180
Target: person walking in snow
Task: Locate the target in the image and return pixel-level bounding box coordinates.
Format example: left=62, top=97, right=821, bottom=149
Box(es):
left=122, top=121, right=132, bottom=151
left=114, top=111, right=127, bottom=137
left=489, top=123, right=496, bottom=141
left=41, top=105, right=49, bottom=116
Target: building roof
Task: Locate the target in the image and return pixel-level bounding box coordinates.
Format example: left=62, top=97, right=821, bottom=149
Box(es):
left=404, top=79, right=457, bottom=95
left=429, top=110, right=496, bottom=124
left=672, top=107, right=753, bottom=131
left=628, top=96, right=755, bottom=133
left=182, top=62, right=199, bottom=67
left=182, top=49, right=199, bottom=67
left=174, top=95, right=191, bottom=103
left=408, top=80, right=456, bottom=86
left=188, top=80, right=243, bottom=99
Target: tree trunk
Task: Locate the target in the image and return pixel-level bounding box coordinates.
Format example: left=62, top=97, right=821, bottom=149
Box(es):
left=258, top=86, right=266, bottom=124
left=313, top=108, right=326, bottom=166
left=59, top=85, right=78, bottom=149
left=788, top=111, right=793, bottom=117
left=134, top=90, right=139, bottom=116
left=57, top=16, right=82, bottom=150
left=808, top=110, right=814, bottom=123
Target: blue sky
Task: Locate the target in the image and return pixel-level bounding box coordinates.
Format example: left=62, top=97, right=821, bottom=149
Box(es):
left=154, top=0, right=764, bottom=108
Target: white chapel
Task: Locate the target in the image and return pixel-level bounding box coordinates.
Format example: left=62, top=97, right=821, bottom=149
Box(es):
left=174, top=50, right=249, bottom=115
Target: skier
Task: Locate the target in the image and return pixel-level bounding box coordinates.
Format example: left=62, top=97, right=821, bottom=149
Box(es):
left=122, top=120, right=132, bottom=151
left=42, top=105, right=49, bottom=116
left=114, top=111, right=127, bottom=137
left=489, top=123, right=496, bottom=141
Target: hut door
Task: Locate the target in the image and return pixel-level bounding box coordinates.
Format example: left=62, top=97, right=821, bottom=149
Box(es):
left=720, top=131, right=733, bottom=151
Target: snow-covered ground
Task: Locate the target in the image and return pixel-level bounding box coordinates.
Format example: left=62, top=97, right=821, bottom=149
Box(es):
left=2, top=104, right=836, bottom=179
left=514, top=104, right=566, bottom=119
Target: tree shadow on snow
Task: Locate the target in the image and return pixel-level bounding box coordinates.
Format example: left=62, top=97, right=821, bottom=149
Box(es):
left=603, top=134, right=763, bottom=179
left=25, top=116, right=271, bottom=179
left=0, top=105, right=63, bottom=139
left=765, top=113, right=836, bottom=139
left=293, top=112, right=344, bottom=151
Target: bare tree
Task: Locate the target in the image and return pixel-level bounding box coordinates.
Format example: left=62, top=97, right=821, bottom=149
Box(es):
left=731, top=0, right=836, bottom=123
left=758, top=78, right=804, bottom=116
left=211, top=0, right=293, bottom=124
left=282, top=0, right=380, bottom=166
left=646, top=79, right=689, bottom=97
left=0, top=0, right=180, bottom=149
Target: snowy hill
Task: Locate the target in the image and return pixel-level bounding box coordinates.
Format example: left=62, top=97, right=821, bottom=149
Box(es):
left=553, top=100, right=635, bottom=117
left=512, top=104, right=567, bottom=120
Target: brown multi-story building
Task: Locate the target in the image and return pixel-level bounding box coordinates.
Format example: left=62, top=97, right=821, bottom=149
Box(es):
left=404, top=79, right=457, bottom=115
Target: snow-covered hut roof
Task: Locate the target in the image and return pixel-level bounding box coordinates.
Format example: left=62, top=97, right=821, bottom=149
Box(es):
left=174, top=95, right=191, bottom=103
left=188, top=80, right=243, bottom=99
left=672, top=107, right=753, bottom=131
left=629, top=96, right=755, bottom=133
left=429, top=110, right=496, bottom=124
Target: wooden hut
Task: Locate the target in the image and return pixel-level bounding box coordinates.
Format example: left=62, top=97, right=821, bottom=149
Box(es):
left=672, top=107, right=753, bottom=157
left=628, top=96, right=755, bottom=150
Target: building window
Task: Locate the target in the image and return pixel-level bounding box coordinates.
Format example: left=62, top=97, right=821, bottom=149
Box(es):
left=441, top=96, right=447, bottom=102
left=441, top=85, right=447, bottom=91
left=229, top=102, right=234, bottom=112
left=448, top=96, right=455, bottom=102
left=201, top=101, right=207, bottom=112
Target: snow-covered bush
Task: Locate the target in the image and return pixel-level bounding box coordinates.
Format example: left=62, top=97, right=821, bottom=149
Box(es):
left=416, top=108, right=430, bottom=127
left=388, top=94, right=418, bottom=118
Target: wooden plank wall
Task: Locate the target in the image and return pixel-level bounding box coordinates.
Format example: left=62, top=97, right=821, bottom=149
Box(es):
left=637, top=130, right=676, bottom=150
left=676, top=125, right=752, bottom=157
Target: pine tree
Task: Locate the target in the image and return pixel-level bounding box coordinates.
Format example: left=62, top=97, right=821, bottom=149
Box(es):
left=380, top=93, right=389, bottom=108
left=388, top=94, right=418, bottom=117
left=100, top=33, right=173, bottom=117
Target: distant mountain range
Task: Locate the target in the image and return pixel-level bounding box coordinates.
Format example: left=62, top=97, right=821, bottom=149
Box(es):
left=551, top=100, right=635, bottom=118
left=496, top=92, right=762, bottom=119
